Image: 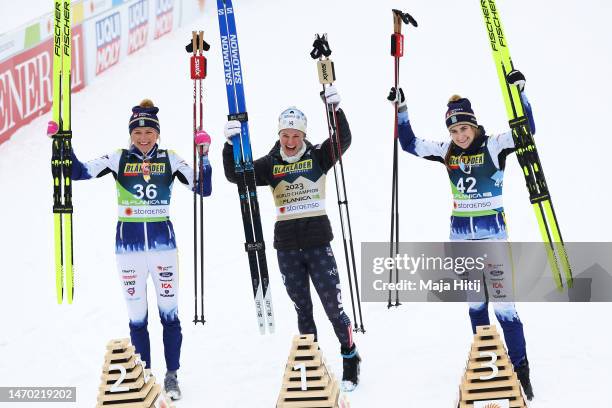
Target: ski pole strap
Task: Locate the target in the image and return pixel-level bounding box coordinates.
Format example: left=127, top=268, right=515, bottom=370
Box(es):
left=310, top=34, right=332, bottom=59
left=228, top=112, right=249, bottom=122
left=245, top=241, right=265, bottom=252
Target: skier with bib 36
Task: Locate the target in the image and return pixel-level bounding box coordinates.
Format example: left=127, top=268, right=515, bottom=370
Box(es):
left=50, top=99, right=212, bottom=400
left=391, top=71, right=534, bottom=400
left=222, top=86, right=361, bottom=391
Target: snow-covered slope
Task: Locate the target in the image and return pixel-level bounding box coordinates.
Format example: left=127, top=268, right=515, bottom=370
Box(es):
left=1, top=1, right=611, bottom=407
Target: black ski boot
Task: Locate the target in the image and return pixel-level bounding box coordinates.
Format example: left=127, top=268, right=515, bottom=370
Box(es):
left=515, top=358, right=534, bottom=401
left=340, top=344, right=361, bottom=392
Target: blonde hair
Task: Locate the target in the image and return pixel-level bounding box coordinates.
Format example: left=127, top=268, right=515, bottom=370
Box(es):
left=139, top=98, right=155, bottom=108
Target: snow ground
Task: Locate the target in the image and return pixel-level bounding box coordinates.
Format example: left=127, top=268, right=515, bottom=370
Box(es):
left=1, top=0, right=612, bottom=407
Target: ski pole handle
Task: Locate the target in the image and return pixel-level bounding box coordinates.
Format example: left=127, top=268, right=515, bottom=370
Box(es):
left=310, top=33, right=332, bottom=59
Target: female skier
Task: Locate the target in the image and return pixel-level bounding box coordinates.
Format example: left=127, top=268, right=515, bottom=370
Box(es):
left=221, top=86, right=361, bottom=391
left=51, top=99, right=212, bottom=400
left=391, top=71, right=534, bottom=400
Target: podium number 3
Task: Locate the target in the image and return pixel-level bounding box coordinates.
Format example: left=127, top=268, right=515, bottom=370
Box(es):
left=293, top=363, right=307, bottom=391
left=109, top=364, right=129, bottom=392
left=479, top=351, right=499, bottom=380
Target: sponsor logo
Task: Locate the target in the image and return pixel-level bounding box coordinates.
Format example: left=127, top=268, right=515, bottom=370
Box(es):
left=95, top=12, right=121, bottom=75
left=154, top=0, right=174, bottom=39
left=273, top=160, right=313, bottom=177
left=492, top=282, right=503, bottom=289
left=449, top=153, right=484, bottom=169
left=161, top=283, right=172, bottom=289
left=124, top=280, right=135, bottom=286
left=123, top=275, right=137, bottom=280
left=279, top=202, right=321, bottom=214
left=124, top=162, right=166, bottom=176
left=127, top=287, right=135, bottom=296
left=128, top=0, right=149, bottom=55
left=490, top=270, right=503, bottom=277
left=159, top=272, right=173, bottom=278
left=157, top=265, right=171, bottom=272
left=124, top=207, right=168, bottom=216
left=0, top=27, right=84, bottom=144
left=454, top=201, right=492, bottom=210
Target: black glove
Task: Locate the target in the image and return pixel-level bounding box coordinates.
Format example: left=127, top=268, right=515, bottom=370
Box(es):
left=506, top=70, right=526, bottom=92
left=387, top=87, right=407, bottom=113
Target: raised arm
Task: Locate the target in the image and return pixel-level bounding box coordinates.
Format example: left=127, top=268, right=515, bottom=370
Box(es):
left=221, top=121, right=271, bottom=186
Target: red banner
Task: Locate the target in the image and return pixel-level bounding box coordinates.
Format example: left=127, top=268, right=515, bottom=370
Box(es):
left=0, top=25, right=85, bottom=145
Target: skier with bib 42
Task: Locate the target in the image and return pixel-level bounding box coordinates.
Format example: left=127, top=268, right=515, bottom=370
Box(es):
left=222, top=86, right=361, bottom=391
left=390, top=71, right=534, bottom=400
left=48, top=99, right=212, bottom=400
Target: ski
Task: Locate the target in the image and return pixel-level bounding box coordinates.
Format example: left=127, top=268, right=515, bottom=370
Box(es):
left=217, top=0, right=274, bottom=334
left=51, top=0, right=74, bottom=304
left=310, top=34, right=365, bottom=333
left=479, top=0, right=572, bottom=290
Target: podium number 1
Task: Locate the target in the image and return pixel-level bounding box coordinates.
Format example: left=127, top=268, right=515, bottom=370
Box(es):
left=293, top=363, right=307, bottom=390
left=479, top=351, right=499, bottom=380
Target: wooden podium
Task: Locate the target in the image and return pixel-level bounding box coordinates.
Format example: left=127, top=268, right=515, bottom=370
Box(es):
left=457, top=325, right=527, bottom=408
left=96, top=338, right=174, bottom=408
left=276, top=334, right=349, bottom=408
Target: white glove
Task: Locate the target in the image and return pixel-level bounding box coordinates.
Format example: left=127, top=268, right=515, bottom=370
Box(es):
left=224, top=120, right=241, bottom=145
left=322, top=85, right=341, bottom=110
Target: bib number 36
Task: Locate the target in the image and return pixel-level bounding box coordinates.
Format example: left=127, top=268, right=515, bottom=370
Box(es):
left=134, top=184, right=157, bottom=199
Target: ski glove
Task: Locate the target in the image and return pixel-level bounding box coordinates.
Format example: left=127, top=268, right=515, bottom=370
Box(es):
left=224, top=120, right=242, bottom=145
left=195, top=130, right=211, bottom=155
left=387, top=87, right=407, bottom=113
left=321, top=85, right=341, bottom=111
left=506, top=70, right=526, bottom=92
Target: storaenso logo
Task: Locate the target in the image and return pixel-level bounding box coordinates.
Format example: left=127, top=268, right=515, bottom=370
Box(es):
left=454, top=201, right=492, bottom=210
left=481, top=0, right=505, bottom=51
left=280, top=202, right=320, bottom=214
left=54, top=3, right=61, bottom=57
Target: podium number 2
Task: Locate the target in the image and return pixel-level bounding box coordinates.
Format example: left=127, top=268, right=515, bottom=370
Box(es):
left=479, top=351, right=499, bottom=380
left=109, top=364, right=129, bottom=392
left=293, top=363, right=307, bottom=390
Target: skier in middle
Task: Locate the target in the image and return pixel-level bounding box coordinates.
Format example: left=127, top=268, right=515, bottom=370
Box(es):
left=222, top=85, right=361, bottom=391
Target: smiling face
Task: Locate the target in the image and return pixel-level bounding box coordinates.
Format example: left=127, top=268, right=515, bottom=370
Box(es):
left=279, top=128, right=305, bottom=157
left=130, top=127, right=158, bottom=155
left=449, top=124, right=477, bottom=149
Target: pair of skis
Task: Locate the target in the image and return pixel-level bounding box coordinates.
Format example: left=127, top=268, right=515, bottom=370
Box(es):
left=216, top=0, right=274, bottom=334
left=479, top=0, right=573, bottom=290
left=187, top=31, right=210, bottom=324
left=310, top=34, right=365, bottom=333
left=51, top=0, right=74, bottom=304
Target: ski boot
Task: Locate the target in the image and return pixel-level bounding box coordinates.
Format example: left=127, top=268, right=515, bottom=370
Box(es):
left=164, top=370, right=182, bottom=401
left=340, top=344, right=361, bottom=392
left=515, top=357, right=534, bottom=401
